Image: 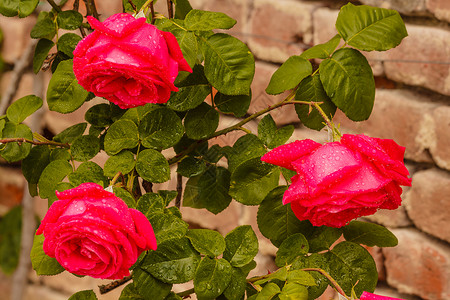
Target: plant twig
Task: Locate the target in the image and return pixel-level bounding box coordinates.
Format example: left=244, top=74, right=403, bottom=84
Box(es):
left=0, top=39, right=37, bottom=115
left=301, top=268, right=350, bottom=299
left=166, top=0, right=174, bottom=18
left=127, top=0, right=137, bottom=11
left=175, top=172, right=182, bottom=209
left=99, top=275, right=132, bottom=294
left=0, top=138, right=70, bottom=148
left=73, top=0, right=87, bottom=37
left=150, top=1, right=156, bottom=24
left=46, top=0, right=62, bottom=12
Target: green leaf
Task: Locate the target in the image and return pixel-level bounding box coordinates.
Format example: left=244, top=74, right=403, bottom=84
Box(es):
left=149, top=212, right=189, bottom=244
left=275, top=233, right=309, bottom=267
left=194, top=257, right=232, bottom=299
left=215, top=90, right=252, bottom=118
left=279, top=282, right=308, bottom=300
left=57, top=10, right=83, bottom=30
left=136, top=149, right=170, bottom=183
left=38, top=160, right=72, bottom=199
left=291, top=254, right=329, bottom=300
left=286, top=270, right=317, bottom=286
left=295, top=75, right=337, bottom=131
left=167, top=65, right=210, bottom=111
left=0, top=119, right=5, bottom=137
left=266, top=56, right=312, bottom=95
left=226, top=134, right=266, bottom=173
left=50, top=148, right=71, bottom=161
left=183, top=166, right=232, bottom=214
left=85, top=103, right=112, bottom=127
left=138, top=107, right=184, bottom=150
left=143, top=237, right=201, bottom=284
left=336, top=3, right=408, bottom=51
left=33, top=39, right=54, bottom=73
left=71, top=135, right=100, bottom=162
left=223, top=267, right=247, bottom=300
left=113, top=187, right=136, bottom=208
left=30, top=11, right=56, bottom=39
left=229, top=157, right=280, bottom=206
left=68, top=161, right=107, bottom=187
left=300, top=34, right=341, bottom=60
left=319, top=48, right=375, bottom=121
left=0, top=206, right=21, bottom=274
left=136, top=193, right=166, bottom=218
left=57, top=33, right=82, bottom=58
left=122, top=0, right=147, bottom=12
left=46, top=59, right=89, bottom=113
left=68, top=290, right=98, bottom=300
left=104, top=119, right=139, bottom=155
left=53, top=122, right=87, bottom=143
left=307, top=226, right=343, bottom=253
left=186, top=229, right=226, bottom=257
left=325, top=241, right=377, bottom=297
left=203, top=33, right=255, bottom=95
left=22, top=145, right=51, bottom=184
left=0, top=122, right=32, bottom=162
left=258, top=114, right=294, bottom=149
left=0, top=0, right=39, bottom=17
left=342, top=221, right=398, bottom=247
left=119, top=284, right=145, bottom=300
left=6, top=95, right=43, bottom=124
left=184, top=102, right=219, bottom=140
left=174, top=0, right=193, bottom=19
left=185, top=9, right=236, bottom=31
left=177, top=156, right=207, bottom=177
left=253, top=267, right=288, bottom=285
left=223, top=225, right=259, bottom=267
left=30, top=234, right=65, bottom=275
left=132, top=267, right=172, bottom=300
left=104, top=150, right=135, bottom=177
left=172, top=29, right=198, bottom=68
left=256, top=283, right=280, bottom=300
left=257, top=186, right=314, bottom=247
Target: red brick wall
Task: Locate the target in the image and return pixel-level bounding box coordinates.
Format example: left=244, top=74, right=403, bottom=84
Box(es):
left=1, top=0, right=449, bottom=299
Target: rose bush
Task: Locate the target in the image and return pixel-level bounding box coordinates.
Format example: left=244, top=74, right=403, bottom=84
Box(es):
left=73, top=13, right=192, bottom=109
left=261, top=134, right=411, bottom=227
left=36, top=183, right=157, bottom=279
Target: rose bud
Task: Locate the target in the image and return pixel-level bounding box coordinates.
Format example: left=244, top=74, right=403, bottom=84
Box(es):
left=36, top=183, right=157, bottom=279
left=261, top=134, right=411, bottom=228
left=73, top=13, right=192, bottom=109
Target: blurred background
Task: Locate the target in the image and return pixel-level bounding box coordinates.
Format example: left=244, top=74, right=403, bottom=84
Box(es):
left=0, top=0, right=449, bottom=299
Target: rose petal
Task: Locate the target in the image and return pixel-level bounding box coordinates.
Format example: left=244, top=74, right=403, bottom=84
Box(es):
left=261, top=139, right=321, bottom=170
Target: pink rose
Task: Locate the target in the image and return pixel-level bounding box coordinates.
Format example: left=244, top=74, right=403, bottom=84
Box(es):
left=73, top=13, right=192, bottom=109
left=261, top=134, right=411, bottom=228
left=360, top=291, right=406, bottom=300
left=36, top=183, right=157, bottom=279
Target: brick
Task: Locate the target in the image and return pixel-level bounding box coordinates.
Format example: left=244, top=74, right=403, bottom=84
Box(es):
left=384, top=24, right=450, bottom=96
left=430, top=106, right=450, bottom=170
left=1, top=72, right=35, bottom=103
left=383, top=228, right=450, bottom=300
left=0, top=16, right=36, bottom=63
left=0, top=167, right=25, bottom=214
left=405, top=168, right=450, bottom=243
left=248, top=0, right=318, bottom=63
left=360, top=0, right=427, bottom=15
left=248, top=61, right=299, bottom=125
left=426, top=0, right=450, bottom=22
left=334, top=89, right=436, bottom=163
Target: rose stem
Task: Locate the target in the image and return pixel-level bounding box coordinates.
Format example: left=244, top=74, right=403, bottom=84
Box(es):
left=73, top=0, right=87, bottom=37
left=127, top=0, right=137, bottom=12
left=142, top=180, right=153, bottom=193
left=150, top=2, right=156, bottom=24
left=301, top=268, right=350, bottom=300
left=46, top=0, right=61, bottom=12
left=175, top=173, right=183, bottom=208
left=98, top=275, right=132, bottom=294
left=0, top=138, right=69, bottom=148
left=166, top=0, right=174, bottom=18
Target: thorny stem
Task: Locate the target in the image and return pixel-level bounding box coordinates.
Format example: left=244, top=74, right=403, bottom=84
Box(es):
left=140, top=0, right=154, bottom=13
left=127, top=0, right=137, bottom=11
left=167, top=0, right=174, bottom=18
left=83, top=0, right=100, bottom=19
left=150, top=2, right=156, bottom=24
left=301, top=268, right=350, bottom=299
left=0, top=138, right=70, bottom=148
left=110, top=172, right=123, bottom=187
left=46, top=0, right=61, bottom=12
left=312, top=102, right=341, bottom=141
left=175, top=173, right=183, bottom=209
left=99, top=275, right=132, bottom=294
